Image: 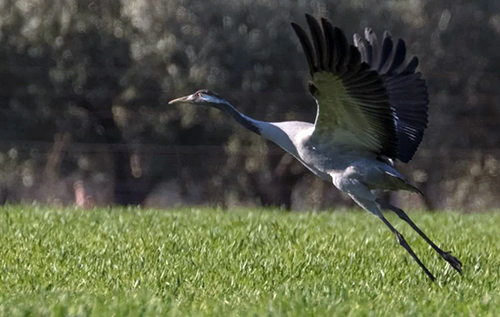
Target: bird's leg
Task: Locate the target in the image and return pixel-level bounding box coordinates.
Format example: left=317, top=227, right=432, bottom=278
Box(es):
left=377, top=199, right=462, bottom=274
left=376, top=214, right=436, bottom=281
left=347, top=190, right=436, bottom=281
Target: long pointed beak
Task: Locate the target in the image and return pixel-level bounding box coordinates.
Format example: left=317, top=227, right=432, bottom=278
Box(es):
left=168, top=94, right=193, bottom=105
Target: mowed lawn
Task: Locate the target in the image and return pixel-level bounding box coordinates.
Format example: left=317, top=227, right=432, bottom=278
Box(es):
left=0, top=206, right=498, bottom=316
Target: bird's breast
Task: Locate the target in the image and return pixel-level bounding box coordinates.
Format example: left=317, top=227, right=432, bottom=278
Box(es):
left=294, top=141, right=354, bottom=183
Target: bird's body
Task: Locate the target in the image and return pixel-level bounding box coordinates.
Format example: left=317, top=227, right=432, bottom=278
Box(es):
left=250, top=119, right=415, bottom=197
left=169, top=14, right=462, bottom=281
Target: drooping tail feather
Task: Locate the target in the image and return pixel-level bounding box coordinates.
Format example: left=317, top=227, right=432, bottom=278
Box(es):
left=383, top=170, right=422, bottom=195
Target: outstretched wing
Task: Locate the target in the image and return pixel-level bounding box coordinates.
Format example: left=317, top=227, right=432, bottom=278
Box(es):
left=292, top=15, right=398, bottom=159
left=354, top=30, right=429, bottom=163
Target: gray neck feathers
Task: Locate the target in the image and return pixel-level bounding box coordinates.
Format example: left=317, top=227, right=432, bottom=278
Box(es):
left=210, top=101, right=305, bottom=158
left=211, top=101, right=261, bottom=135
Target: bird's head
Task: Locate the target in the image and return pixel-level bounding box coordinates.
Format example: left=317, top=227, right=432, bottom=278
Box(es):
left=168, top=89, right=227, bottom=106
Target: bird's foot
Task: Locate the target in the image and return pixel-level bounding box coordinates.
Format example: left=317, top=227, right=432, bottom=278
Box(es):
left=442, top=251, right=462, bottom=274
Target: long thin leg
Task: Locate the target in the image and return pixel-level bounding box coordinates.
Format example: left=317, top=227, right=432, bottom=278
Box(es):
left=348, top=193, right=436, bottom=281
left=377, top=213, right=436, bottom=281
left=377, top=199, right=462, bottom=274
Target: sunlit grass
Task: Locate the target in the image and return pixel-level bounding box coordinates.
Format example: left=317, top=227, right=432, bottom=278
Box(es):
left=0, top=206, right=498, bottom=316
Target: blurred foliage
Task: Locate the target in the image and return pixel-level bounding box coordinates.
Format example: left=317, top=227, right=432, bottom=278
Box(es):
left=0, top=0, right=498, bottom=210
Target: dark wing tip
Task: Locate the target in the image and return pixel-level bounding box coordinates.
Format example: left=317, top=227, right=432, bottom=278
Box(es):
left=360, top=28, right=421, bottom=76
left=387, top=38, right=407, bottom=74
left=292, top=15, right=346, bottom=76
left=291, top=21, right=317, bottom=76
left=378, top=33, right=394, bottom=72
left=333, top=26, right=349, bottom=71
left=305, top=14, right=326, bottom=70
left=402, top=56, right=419, bottom=74
left=304, top=13, right=315, bottom=20
left=321, top=17, right=336, bottom=71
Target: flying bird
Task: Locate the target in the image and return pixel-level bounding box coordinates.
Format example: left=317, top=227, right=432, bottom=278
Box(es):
left=169, top=14, right=462, bottom=281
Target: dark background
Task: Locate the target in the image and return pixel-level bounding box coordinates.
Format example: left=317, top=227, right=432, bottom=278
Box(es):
left=0, top=0, right=498, bottom=211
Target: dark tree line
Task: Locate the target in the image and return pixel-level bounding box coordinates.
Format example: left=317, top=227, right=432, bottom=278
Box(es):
left=0, top=0, right=498, bottom=211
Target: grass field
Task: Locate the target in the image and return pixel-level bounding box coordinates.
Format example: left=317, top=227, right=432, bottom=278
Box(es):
left=0, top=206, right=499, bottom=316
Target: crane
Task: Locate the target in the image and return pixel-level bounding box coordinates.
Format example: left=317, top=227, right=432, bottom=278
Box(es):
left=169, top=14, right=462, bottom=281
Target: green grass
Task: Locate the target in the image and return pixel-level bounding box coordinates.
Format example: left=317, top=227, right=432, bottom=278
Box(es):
left=0, top=206, right=498, bottom=316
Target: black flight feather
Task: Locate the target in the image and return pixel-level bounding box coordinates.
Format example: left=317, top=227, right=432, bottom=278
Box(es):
left=378, top=31, right=393, bottom=72
left=321, top=18, right=336, bottom=71
left=401, top=56, right=419, bottom=75
left=334, top=27, right=349, bottom=74
left=387, top=39, right=406, bottom=74
left=291, top=22, right=317, bottom=76
left=305, top=14, right=326, bottom=70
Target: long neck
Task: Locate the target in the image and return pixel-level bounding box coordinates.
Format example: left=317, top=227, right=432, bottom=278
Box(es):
left=212, top=101, right=303, bottom=158
left=212, top=101, right=261, bottom=135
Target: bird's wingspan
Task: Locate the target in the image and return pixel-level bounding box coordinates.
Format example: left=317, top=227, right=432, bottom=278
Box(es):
left=354, top=29, right=429, bottom=163
left=292, top=15, right=398, bottom=158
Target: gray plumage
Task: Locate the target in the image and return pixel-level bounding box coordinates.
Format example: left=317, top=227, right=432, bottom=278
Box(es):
left=169, top=14, right=461, bottom=281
